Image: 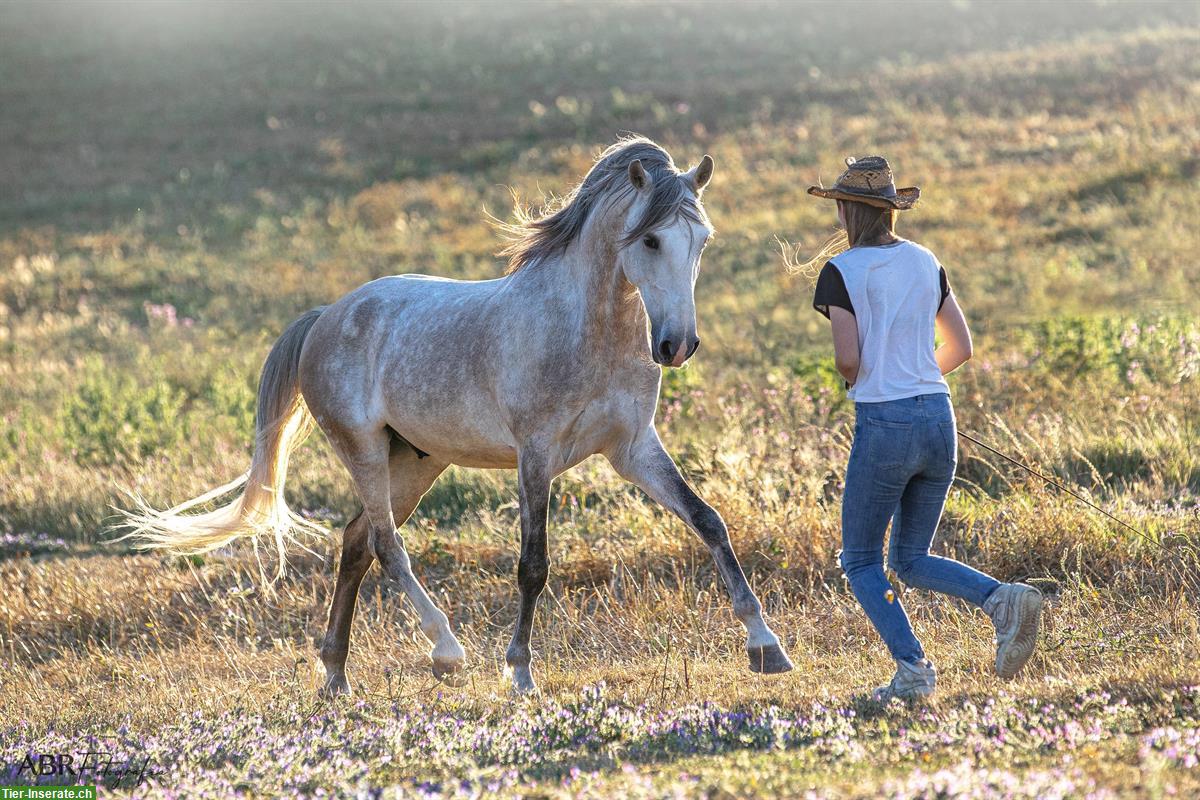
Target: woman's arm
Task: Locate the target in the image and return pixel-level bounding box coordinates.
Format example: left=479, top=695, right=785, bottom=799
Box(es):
left=934, top=293, right=973, bottom=375
left=829, top=306, right=860, bottom=385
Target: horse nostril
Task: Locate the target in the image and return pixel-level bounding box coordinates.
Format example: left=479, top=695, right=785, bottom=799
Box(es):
left=687, top=338, right=701, bottom=358
left=658, top=339, right=675, bottom=361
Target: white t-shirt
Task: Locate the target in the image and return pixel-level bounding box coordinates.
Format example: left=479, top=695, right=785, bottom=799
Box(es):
left=812, top=239, right=951, bottom=403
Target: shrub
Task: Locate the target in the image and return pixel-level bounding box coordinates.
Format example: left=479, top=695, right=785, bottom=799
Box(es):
left=58, top=362, right=188, bottom=466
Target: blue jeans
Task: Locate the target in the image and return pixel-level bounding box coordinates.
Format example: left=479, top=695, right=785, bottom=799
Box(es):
left=840, top=393, right=1001, bottom=663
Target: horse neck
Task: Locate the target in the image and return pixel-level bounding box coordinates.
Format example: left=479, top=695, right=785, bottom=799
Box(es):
left=560, top=214, right=648, bottom=351
left=512, top=214, right=648, bottom=356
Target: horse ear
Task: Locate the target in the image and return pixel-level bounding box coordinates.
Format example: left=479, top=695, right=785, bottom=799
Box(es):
left=628, top=159, right=651, bottom=191
left=688, top=154, right=715, bottom=192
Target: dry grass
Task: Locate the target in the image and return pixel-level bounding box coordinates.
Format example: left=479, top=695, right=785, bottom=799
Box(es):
left=4, top=537, right=1198, bottom=729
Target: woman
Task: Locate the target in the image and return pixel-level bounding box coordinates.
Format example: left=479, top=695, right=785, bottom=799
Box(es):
left=805, top=156, right=1043, bottom=701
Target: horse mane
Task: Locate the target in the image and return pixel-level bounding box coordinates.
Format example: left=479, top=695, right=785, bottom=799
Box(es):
left=497, top=135, right=708, bottom=274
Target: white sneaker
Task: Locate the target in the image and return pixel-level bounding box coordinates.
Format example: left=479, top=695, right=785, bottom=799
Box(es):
left=873, top=658, right=937, bottom=702
left=983, top=583, right=1044, bottom=679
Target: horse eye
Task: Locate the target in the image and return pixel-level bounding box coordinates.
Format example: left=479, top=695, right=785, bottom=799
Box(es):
left=643, top=234, right=660, bottom=251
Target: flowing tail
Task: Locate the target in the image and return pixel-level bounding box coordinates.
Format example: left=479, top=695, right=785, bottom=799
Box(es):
left=116, top=307, right=328, bottom=577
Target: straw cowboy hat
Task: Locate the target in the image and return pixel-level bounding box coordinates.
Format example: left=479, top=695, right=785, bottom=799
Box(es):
left=807, top=156, right=920, bottom=210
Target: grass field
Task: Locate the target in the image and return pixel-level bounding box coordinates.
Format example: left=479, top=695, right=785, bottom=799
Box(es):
left=1, top=1, right=1199, bottom=797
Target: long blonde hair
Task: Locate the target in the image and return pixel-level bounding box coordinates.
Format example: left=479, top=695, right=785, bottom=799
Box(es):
left=784, top=199, right=898, bottom=278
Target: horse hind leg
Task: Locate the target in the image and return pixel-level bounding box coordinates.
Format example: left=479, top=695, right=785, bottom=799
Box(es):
left=319, top=511, right=371, bottom=698
left=318, top=443, right=447, bottom=699
left=331, top=427, right=465, bottom=683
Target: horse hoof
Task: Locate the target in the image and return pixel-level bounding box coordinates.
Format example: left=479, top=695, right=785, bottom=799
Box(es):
left=506, top=665, right=538, bottom=695
left=747, top=643, right=794, bottom=674
left=319, top=674, right=352, bottom=700
left=431, top=657, right=466, bottom=685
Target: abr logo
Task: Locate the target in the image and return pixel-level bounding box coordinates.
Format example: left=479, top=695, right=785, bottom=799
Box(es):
left=16, top=753, right=76, bottom=777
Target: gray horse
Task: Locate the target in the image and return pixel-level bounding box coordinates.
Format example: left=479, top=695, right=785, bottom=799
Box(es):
left=122, top=136, right=793, bottom=696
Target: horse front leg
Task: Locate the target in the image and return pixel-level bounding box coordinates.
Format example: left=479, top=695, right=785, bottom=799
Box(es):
left=608, top=427, right=793, bottom=674
left=505, top=447, right=552, bottom=694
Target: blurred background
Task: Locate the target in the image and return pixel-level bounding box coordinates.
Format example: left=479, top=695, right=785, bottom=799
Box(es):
left=4, top=1, right=1196, bottom=234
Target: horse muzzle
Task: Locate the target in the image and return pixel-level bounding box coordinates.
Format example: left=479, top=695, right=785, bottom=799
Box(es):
left=654, top=335, right=701, bottom=367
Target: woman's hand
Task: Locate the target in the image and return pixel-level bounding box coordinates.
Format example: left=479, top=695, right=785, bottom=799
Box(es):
left=829, top=306, right=860, bottom=385
left=935, top=293, right=973, bottom=375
